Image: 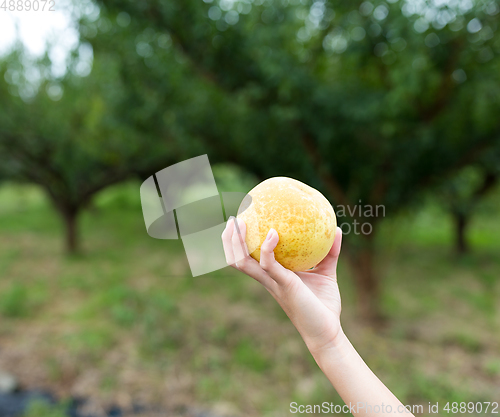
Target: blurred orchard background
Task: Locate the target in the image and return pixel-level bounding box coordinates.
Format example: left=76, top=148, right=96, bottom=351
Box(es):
left=0, top=0, right=500, bottom=415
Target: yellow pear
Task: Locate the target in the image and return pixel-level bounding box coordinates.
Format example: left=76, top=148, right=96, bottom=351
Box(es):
left=237, top=177, right=336, bottom=272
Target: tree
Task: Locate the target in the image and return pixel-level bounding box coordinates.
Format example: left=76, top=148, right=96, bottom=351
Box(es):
left=439, top=154, right=499, bottom=255
left=0, top=47, right=179, bottom=253
left=89, top=0, right=500, bottom=322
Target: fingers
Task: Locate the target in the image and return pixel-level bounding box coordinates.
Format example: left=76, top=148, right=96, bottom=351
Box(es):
left=222, top=219, right=295, bottom=292
left=225, top=218, right=278, bottom=291
left=259, top=228, right=296, bottom=287
left=313, top=227, right=343, bottom=277
left=221, top=217, right=236, bottom=267
left=231, top=218, right=249, bottom=263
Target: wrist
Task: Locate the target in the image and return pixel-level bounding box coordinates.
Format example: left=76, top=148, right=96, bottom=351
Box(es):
left=306, top=325, right=350, bottom=360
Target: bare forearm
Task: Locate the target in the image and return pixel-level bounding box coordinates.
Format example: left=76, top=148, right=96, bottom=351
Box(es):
left=221, top=222, right=409, bottom=415
left=310, top=328, right=414, bottom=417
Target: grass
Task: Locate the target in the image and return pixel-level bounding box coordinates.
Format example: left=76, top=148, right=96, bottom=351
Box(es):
left=23, top=399, right=68, bottom=417
left=0, top=181, right=498, bottom=416
left=0, top=283, right=30, bottom=318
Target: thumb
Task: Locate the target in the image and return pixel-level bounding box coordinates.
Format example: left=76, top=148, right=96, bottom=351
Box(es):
left=313, top=227, right=343, bottom=276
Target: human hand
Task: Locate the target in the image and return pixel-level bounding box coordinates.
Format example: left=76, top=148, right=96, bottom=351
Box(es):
left=222, top=218, right=413, bottom=417
left=221, top=217, right=344, bottom=355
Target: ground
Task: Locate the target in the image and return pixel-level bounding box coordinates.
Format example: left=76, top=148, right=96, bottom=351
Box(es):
left=0, top=182, right=498, bottom=417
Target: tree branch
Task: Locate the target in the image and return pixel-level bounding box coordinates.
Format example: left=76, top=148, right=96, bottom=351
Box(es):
left=417, top=38, right=464, bottom=123
left=300, top=134, right=353, bottom=209
left=473, top=171, right=498, bottom=199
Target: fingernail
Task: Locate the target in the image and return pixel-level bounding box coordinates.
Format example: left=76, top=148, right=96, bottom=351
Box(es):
left=266, top=229, right=274, bottom=241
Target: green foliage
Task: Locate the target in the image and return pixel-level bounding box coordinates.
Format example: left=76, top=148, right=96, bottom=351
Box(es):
left=443, top=331, right=483, bottom=353
left=69, top=0, right=500, bottom=317
left=0, top=39, right=180, bottom=252
left=0, top=183, right=498, bottom=413
left=483, top=359, right=500, bottom=376
left=93, top=180, right=143, bottom=210
left=73, top=281, right=182, bottom=355
left=90, top=0, right=500, bottom=222
left=435, top=150, right=500, bottom=253
left=411, top=372, right=469, bottom=403
left=1, top=0, right=499, bottom=334
left=22, top=399, right=68, bottom=417
left=0, top=50, right=134, bottom=207
left=63, top=326, right=116, bottom=358
left=233, top=337, right=270, bottom=372
left=0, top=283, right=29, bottom=318
left=212, top=163, right=259, bottom=193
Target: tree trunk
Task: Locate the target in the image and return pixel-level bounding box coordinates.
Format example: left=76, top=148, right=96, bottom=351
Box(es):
left=44, top=188, right=82, bottom=255
left=61, top=208, right=79, bottom=254
left=453, top=211, right=469, bottom=255
left=345, top=231, right=384, bottom=326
